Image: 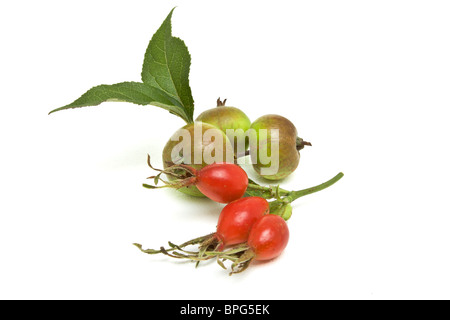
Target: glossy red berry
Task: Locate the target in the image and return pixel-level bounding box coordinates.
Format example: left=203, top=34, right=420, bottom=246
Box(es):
left=144, top=157, right=249, bottom=204
left=215, top=197, right=269, bottom=247
left=247, top=214, right=290, bottom=261
left=195, top=163, right=248, bottom=203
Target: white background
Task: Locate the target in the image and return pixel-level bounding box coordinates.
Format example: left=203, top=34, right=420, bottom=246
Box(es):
left=1, top=0, right=449, bottom=300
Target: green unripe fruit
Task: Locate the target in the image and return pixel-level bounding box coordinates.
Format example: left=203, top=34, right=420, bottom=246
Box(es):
left=250, top=114, right=310, bottom=181
left=269, top=201, right=293, bottom=221
left=162, top=121, right=234, bottom=197
left=196, top=98, right=251, bottom=155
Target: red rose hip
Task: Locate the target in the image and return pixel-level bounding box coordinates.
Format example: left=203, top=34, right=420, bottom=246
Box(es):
left=215, top=197, right=269, bottom=247
left=247, top=214, right=290, bottom=261
left=144, top=156, right=249, bottom=203
left=195, top=163, right=248, bottom=203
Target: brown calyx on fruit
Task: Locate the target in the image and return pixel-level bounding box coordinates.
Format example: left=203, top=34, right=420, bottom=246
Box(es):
left=217, top=97, right=227, bottom=107
left=296, top=137, right=312, bottom=151
left=143, top=154, right=199, bottom=190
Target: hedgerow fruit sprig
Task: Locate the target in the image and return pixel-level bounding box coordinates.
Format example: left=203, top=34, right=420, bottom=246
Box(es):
left=47, top=7, right=345, bottom=274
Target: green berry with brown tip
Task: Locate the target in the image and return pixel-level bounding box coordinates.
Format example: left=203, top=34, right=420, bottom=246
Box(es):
left=196, top=98, right=251, bottom=155
left=249, top=114, right=310, bottom=181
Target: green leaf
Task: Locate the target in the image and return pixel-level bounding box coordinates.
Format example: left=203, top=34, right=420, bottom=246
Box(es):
left=141, top=8, right=194, bottom=122
left=48, top=81, right=189, bottom=120
left=49, top=8, right=195, bottom=123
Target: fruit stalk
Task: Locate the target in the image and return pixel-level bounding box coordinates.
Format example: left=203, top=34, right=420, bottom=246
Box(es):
left=246, top=172, right=344, bottom=202
left=296, top=137, right=312, bottom=150
left=283, top=172, right=344, bottom=203
left=246, top=182, right=291, bottom=197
